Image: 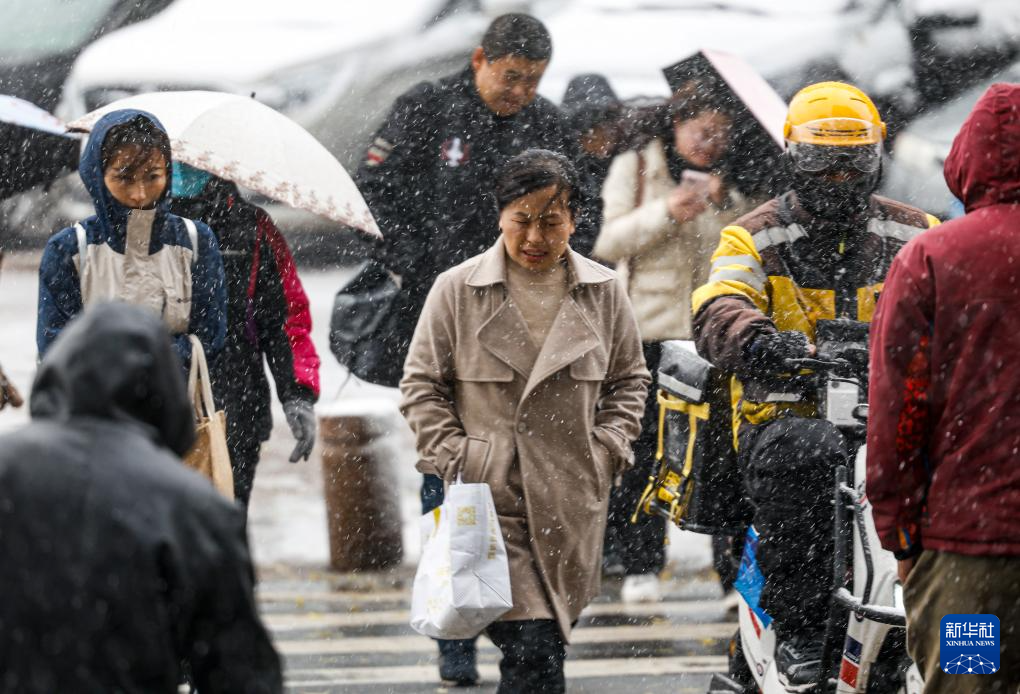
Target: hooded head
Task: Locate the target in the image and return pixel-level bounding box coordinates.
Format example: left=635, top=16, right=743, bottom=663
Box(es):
left=562, top=74, right=620, bottom=133
left=79, top=109, right=173, bottom=233
left=944, top=82, right=1020, bottom=213
left=30, top=302, right=195, bottom=457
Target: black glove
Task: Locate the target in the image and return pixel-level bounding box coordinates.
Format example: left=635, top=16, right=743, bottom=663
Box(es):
left=744, top=331, right=812, bottom=375
left=283, top=399, right=316, bottom=463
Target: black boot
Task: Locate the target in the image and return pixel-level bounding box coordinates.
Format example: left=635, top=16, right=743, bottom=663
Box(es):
left=438, top=638, right=479, bottom=687
left=775, top=632, right=824, bottom=691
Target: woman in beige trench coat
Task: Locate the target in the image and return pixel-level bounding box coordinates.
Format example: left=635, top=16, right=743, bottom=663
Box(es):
left=401, top=150, right=649, bottom=693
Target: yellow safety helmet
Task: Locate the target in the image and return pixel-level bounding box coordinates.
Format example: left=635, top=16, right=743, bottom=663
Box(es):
left=783, top=81, right=887, bottom=147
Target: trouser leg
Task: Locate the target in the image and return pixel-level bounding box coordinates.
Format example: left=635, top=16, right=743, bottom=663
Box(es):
left=739, top=417, right=847, bottom=636
left=420, top=474, right=478, bottom=670
left=605, top=341, right=666, bottom=576
left=486, top=619, right=566, bottom=694
left=713, top=533, right=743, bottom=593
left=904, top=550, right=1020, bottom=694
left=229, top=440, right=262, bottom=513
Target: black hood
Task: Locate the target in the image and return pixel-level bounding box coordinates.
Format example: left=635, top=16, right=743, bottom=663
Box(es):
left=30, top=302, right=195, bottom=456
left=562, top=73, right=620, bottom=133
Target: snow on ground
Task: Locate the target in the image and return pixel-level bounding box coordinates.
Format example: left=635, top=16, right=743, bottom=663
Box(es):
left=0, top=254, right=710, bottom=572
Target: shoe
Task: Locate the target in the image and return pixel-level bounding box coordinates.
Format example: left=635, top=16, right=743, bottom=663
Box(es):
left=438, top=640, right=479, bottom=687
left=721, top=589, right=741, bottom=614
left=621, top=573, right=661, bottom=603
left=602, top=552, right=626, bottom=578
left=775, top=633, right=824, bottom=691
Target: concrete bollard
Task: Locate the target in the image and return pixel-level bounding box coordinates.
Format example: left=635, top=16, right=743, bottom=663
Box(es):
left=319, top=412, right=403, bottom=572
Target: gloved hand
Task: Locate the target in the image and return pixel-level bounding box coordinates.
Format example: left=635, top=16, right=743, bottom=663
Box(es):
left=283, top=399, right=316, bottom=463
left=744, top=331, right=813, bottom=375
left=0, top=365, right=23, bottom=410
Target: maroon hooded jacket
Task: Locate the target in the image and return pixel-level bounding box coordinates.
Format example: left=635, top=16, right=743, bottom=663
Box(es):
left=868, top=83, right=1020, bottom=559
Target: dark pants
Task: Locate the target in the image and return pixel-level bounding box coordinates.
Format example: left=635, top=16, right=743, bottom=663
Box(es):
left=230, top=440, right=261, bottom=512
left=604, top=341, right=666, bottom=575
left=905, top=551, right=1020, bottom=694
left=421, top=474, right=479, bottom=666
left=738, top=416, right=847, bottom=636
left=713, top=533, right=743, bottom=593
left=486, top=619, right=566, bottom=694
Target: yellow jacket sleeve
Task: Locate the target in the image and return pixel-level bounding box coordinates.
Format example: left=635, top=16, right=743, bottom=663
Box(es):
left=691, top=224, right=770, bottom=316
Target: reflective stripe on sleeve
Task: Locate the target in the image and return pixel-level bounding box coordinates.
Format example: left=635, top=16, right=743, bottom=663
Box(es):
left=752, top=224, right=807, bottom=252
left=707, top=267, right=766, bottom=292
left=710, top=254, right=765, bottom=276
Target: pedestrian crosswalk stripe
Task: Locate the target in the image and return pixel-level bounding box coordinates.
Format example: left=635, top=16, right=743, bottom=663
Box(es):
left=283, top=656, right=729, bottom=688
left=262, top=599, right=728, bottom=631
left=272, top=622, right=736, bottom=656
left=258, top=589, right=408, bottom=605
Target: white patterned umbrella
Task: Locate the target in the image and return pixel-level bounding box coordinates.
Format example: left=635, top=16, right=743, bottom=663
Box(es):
left=67, top=90, right=380, bottom=238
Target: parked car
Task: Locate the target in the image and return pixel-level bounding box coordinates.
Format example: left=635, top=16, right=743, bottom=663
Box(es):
left=902, top=0, right=1020, bottom=103
left=0, top=0, right=173, bottom=110
left=538, top=0, right=916, bottom=103
left=881, top=59, right=1020, bottom=220
left=0, top=0, right=174, bottom=248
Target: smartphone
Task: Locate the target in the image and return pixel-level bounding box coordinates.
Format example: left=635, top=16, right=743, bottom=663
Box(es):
left=680, top=169, right=712, bottom=202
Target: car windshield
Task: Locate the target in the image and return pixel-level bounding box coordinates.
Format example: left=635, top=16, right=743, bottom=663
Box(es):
left=0, top=0, right=120, bottom=63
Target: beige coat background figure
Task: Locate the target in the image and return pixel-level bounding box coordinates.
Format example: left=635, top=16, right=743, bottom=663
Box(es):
left=401, top=241, right=650, bottom=641
left=594, top=138, right=749, bottom=341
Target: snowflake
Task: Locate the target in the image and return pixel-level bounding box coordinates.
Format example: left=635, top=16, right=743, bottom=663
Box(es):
left=943, top=655, right=998, bottom=675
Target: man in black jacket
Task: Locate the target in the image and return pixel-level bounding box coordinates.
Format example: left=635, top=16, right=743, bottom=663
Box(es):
left=355, top=13, right=593, bottom=686
left=0, top=302, right=281, bottom=693
left=356, top=13, right=599, bottom=385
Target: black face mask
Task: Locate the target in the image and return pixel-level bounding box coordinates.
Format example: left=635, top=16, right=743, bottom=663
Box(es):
left=789, top=156, right=881, bottom=224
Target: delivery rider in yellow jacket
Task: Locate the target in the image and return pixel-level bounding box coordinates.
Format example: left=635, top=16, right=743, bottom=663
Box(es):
left=691, top=82, right=938, bottom=690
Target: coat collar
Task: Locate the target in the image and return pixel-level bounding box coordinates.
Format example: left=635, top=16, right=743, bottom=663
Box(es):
left=466, top=239, right=615, bottom=290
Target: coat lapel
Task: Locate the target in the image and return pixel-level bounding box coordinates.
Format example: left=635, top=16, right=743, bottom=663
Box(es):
left=469, top=241, right=612, bottom=391
left=521, top=295, right=600, bottom=401
left=469, top=242, right=540, bottom=377
left=476, top=295, right=539, bottom=378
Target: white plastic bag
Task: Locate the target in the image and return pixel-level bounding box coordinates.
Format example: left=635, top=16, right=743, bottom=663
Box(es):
left=410, top=481, right=513, bottom=639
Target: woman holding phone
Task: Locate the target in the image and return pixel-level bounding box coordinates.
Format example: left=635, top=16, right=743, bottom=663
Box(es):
left=593, top=86, right=748, bottom=602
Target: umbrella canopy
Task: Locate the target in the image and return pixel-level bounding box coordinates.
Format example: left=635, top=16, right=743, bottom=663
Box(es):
left=663, top=50, right=790, bottom=198
left=67, top=91, right=380, bottom=238
left=0, top=95, right=80, bottom=200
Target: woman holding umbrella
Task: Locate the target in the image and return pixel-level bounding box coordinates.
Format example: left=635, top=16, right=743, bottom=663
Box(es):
left=36, top=110, right=226, bottom=365
left=400, top=149, right=649, bottom=693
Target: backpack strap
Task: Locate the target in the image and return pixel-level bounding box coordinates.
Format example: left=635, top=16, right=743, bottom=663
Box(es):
left=183, top=217, right=199, bottom=269
left=74, top=223, right=87, bottom=276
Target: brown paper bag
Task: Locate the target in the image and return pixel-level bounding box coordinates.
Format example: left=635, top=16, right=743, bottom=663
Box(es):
left=182, top=336, right=234, bottom=500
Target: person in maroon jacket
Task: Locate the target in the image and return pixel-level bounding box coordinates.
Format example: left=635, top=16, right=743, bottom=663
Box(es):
left=171, top=165, right=321, bottom=512
left=868, top=82, right=1020, bottom=693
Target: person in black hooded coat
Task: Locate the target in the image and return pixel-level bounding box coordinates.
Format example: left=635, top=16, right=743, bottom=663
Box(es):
left=170, top=170, right=321, bottom=510
left=561, top=73, right=623, bottom=196
left=0, top=302, right=282, bottom=694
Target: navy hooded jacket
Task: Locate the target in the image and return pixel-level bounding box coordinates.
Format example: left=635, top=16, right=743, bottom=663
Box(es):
left=36, top=109, right=226, bottom=364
